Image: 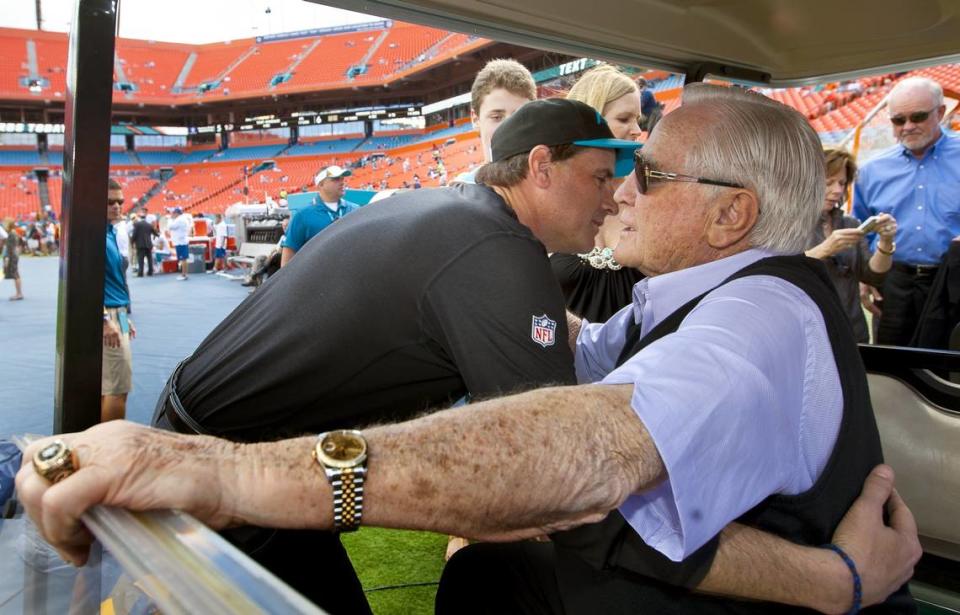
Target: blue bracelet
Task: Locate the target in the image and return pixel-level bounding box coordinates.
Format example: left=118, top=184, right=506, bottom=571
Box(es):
left=825, top=543, right=862, bottom=614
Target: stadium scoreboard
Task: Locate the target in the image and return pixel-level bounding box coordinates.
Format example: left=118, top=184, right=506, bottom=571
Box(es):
left=188, top=105, right=422, bottom=134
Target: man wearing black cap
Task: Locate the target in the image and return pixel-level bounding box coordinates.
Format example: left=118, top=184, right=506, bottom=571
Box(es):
left=144, top=98, right=639, bottom=612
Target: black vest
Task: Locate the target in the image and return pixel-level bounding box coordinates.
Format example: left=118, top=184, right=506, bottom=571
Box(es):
left=551, top=255, right=914, bottom=614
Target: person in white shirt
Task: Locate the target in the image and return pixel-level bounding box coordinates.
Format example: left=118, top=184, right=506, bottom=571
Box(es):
left=212, top=214, right=228, bottom=273
left=153, top=232, right=171, bottom=265
left=167, top=207, right=193, bottom=281
left=113, top=216, right=131, bottom=276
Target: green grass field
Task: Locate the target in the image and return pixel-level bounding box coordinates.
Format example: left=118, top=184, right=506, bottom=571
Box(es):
left=342, top=528, right=449, bottom=614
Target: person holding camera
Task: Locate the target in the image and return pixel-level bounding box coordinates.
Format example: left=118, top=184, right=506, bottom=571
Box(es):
left=806, top=148, right=897, bottom=342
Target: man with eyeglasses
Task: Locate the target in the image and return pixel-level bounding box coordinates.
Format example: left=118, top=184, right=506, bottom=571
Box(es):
left=853, top=76, right=960, bottom=345
left=102, top=179, right=136, bottom=422
left=19, top=93, right=919, bottom=615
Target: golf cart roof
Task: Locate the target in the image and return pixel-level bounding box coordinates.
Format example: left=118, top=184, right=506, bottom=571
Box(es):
left=313, top=0, right=960, bottom=87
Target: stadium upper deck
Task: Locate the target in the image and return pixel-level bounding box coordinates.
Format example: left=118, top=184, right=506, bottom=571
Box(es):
left=0, top=21, right=490, bottom=105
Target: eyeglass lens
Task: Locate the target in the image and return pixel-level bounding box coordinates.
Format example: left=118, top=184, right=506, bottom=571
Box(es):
left=633, top=153, right=647, bottom=194
left=890, top=110, right=931, bottom=126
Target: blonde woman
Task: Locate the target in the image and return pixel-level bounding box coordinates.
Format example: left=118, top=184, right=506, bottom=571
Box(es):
left=550, top=64, right=645, bottom=322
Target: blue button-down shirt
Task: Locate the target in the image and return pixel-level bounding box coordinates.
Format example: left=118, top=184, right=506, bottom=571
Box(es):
left=853, top=131, right=960, bottom=265
left=575, top=249, right=843, bottom=561
left=104, top=224, right=130, bottom=308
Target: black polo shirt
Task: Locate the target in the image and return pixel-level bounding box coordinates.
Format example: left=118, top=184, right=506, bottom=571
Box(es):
left=171, top=183, right=576, bottom=441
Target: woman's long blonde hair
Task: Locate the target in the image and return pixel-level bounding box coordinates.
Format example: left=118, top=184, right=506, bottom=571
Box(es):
left=566, top=64, right=638, bottom=114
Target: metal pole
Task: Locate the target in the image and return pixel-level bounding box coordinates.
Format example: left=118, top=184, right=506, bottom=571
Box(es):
left=54, top=0, right=117, bottom=433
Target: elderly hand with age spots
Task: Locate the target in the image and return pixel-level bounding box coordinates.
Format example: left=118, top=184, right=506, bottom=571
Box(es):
left=15, top=421, right=239, bottom=566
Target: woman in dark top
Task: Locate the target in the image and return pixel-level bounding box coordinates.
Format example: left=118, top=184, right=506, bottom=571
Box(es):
left=2, top=220, right=23, bottom=300
left=550, top=65, right=645, bottom=323
left=805, top=148, right=897, bottom=342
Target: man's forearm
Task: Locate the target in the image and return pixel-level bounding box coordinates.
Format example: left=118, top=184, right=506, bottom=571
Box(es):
left=229, top=384, right=664, bottom=539
left=279, top=247, right=295, bottom=267
left=698, top=524, right=850, bottom=614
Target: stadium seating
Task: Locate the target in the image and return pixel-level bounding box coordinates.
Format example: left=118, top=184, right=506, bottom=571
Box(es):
left=276, top=29, right=386, bottom=90
left=180, top=41, right=250, bottom=91
left=0, top=29, right=26, bottom=98
left=358, top=23, right=446, bottom=81
left=206, top=145, right=285, bottom=162
left=222, top=38, right=315, bottom=94
left=0, top=149, right=41, bottom=166
left=283, top=138, right=365, bottom=156
left=137, top=150, right=186, bottom=166
left=116, top=40, right=193, bottom=98
left=0, top=23, right=487, bottom=102
left=32, top=35, right=68, bottom=96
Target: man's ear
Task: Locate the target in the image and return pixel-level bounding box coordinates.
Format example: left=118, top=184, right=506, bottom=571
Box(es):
left=527, top=145, right=553, bottom=189
left=706, top=189, right=759, bottom=249
left=470, top=109, right=479, bottom=129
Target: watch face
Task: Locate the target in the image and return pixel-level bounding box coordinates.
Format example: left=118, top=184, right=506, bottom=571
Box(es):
left=316, top=430, right=367, bottom=468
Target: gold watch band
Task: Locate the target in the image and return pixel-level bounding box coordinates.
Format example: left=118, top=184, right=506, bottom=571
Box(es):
left=330, top=466, right=366, bottom=531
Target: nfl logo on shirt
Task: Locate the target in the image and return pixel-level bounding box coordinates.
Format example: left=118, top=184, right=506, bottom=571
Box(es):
left=531, top=314, right=557, bottom=348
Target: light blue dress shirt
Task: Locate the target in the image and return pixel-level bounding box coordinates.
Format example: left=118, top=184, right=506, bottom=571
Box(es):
left=853, top=131, right=960, bottom=265
left=575, top=249, right=843, bottom=561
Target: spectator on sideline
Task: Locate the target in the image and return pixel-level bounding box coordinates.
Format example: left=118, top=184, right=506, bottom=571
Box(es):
left=130, top=211, right=158, bottom=277
left=168, top=206, right=193, bottom=281
left=20, top=90, right=921, bottom=615
left=637, top=77, right=664, bottom=133
left=552, top=64, right=645, bottom=322
left=153, top=231, right=171, bottom=266
left=854, top=76, right=960, bottom=345
left=2, top=219, right=23, bottom=300
left=280, top=166, right=357, bottom=267
left=212, top=214, right=228, bottom=273
left=102, top=180, right=135, bottom=422
left=242, top=217, right=289, bottom=289
left=806, top=149, right=896, bottom=342
left=455, top=58, right=537, bottom=183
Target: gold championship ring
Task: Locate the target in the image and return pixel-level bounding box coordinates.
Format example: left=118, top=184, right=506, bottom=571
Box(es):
left=33, top=439, right=79, bottom=483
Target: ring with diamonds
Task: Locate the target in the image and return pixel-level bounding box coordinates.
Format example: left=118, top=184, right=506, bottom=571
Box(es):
left=32, top=439, right=79, bottom=484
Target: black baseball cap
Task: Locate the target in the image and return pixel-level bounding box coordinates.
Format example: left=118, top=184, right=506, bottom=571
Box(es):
left=490, top=98, right=641, bottom=177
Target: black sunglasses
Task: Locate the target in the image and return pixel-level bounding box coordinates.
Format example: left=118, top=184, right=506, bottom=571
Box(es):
left=889, top=108, right=937, bottom=126
left=634, top=152, right=744, bottom=194
left=107, top=198, right=124, bottom=206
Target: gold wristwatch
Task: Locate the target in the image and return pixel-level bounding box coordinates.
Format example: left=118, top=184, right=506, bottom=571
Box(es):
left=313, top=430, right=368, bottom=532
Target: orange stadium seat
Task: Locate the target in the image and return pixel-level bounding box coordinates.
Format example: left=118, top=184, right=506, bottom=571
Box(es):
left=0, top=29, right=28, bottom=98
left=357, top=23, right=447, bottom=81
left=224, top=38, right=315, bottom=94
left=276, top=29, right=385, bottom=90
left=116, top=40, right=192, bottom=98
left=180, top=40, right=250, bottom=90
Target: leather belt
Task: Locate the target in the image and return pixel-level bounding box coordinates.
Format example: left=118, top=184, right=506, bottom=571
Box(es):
left=892, top=262, right=939, bottom=277
left=162, top=360, right=208, bottom=435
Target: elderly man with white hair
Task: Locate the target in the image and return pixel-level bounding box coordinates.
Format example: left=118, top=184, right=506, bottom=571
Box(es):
left=854, top=76, right=960, bottom=345
left=18, top=86, right=920, bottom=614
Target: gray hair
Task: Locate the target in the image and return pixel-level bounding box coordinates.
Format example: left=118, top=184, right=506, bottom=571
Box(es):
left=888, top=76, right=944, bottom=107
left=680, top=83, right=824, bottom=254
